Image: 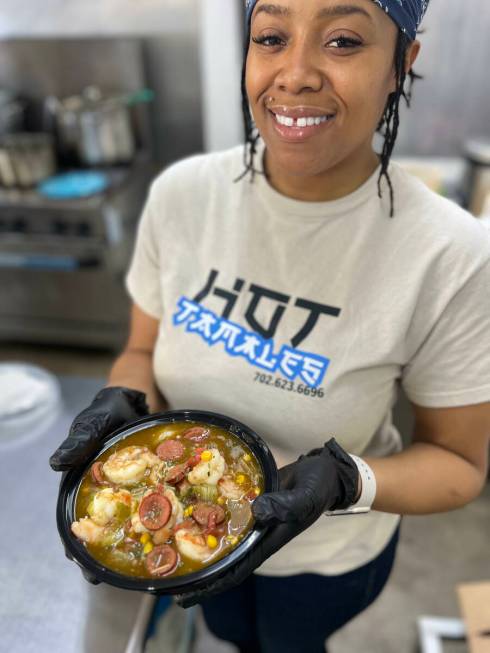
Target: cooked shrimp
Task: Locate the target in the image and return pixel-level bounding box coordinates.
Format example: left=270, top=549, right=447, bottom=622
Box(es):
left=187, top=449, right=225, bottom=486
left=130, top=510, right=147, bottom=534
left=103, top=446, right=161, bottom=486
left=218, top=475, right=245, bottom=500
left=174, top=524, right=217, bottom=563
left=71, top=517, right=120, bottom=546
left=163, top=487, right=184, bottom=529
left=88, top=487, right=132, bottom=526
left=148, top=460, right=166, bottom=485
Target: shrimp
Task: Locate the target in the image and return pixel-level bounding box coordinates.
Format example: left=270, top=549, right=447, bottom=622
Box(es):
left=162, top=487, right=184, bottom=529
left=87, top=487, right=132, bottom=526
left=148, top=460, right=166, bottom=486
left=174, top=523, right=218, bottom=563
left=187, top=449, right=225, bottom=486
left=71, top=517, right=121, bottom=546
left=102, top=446, right=161, bottom=486
left=218, top=475, right=245, bottom=500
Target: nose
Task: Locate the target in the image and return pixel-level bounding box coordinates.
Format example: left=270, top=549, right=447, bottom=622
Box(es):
left=274, top=40, right=324, bottom=95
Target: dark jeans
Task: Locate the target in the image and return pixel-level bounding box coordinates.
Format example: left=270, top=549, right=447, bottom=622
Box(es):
left=201, top=526, right=400, bottom=653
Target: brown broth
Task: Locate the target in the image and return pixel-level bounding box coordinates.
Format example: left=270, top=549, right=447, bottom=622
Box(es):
left=74, top=422, right=264, bottom=579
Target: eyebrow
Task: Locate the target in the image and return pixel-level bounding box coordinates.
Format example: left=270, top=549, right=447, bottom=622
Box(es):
left=254, top=3, right=374, bottom=23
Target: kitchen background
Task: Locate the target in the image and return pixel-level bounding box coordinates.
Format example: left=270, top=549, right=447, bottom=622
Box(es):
left=0, top=1, right=489, bottom=653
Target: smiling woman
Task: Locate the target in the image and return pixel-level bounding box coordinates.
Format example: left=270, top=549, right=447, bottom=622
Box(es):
left=240, top=0, right=422, bottom=213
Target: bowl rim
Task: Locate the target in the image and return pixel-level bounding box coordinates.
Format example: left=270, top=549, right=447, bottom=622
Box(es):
left=57, top=409, right=279, bottom=594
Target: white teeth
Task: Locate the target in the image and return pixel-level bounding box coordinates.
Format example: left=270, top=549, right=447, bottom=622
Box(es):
left=274, top=113, right=332, bottom=128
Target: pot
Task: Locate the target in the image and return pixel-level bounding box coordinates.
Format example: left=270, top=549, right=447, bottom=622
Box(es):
left=46, top=86, right=153, bottom=167
left=0, top=132, right=56, bottom=188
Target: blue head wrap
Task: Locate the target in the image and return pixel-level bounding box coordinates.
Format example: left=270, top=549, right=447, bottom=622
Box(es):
left=245, top=0, right=429, bottom=41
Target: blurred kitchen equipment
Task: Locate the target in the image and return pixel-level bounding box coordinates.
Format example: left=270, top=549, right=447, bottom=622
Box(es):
left=0, top=88, right=25, bottom=137
left=463, top=138, right=490, bottom=217
left=0, top=158, right=154, bottom=348
left=46, top=86, right=154, bottom=167
left=393, top=156, right=467, bottom=205
left=0, top=132, right=56, bottom=187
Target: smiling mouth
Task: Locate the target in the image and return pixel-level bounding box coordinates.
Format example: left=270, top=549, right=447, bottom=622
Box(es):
left=268, top=110, right=336, bottom=128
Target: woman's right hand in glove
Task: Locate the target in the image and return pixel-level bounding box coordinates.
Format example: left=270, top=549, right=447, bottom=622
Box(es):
left=49, top=386, right=149, bottom=472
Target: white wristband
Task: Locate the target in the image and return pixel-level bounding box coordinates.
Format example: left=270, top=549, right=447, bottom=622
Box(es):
left=325, top=455, right=377, bottom=516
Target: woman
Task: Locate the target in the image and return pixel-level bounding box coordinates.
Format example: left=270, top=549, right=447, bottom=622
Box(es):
left=50, top=1, right=490, bottom=651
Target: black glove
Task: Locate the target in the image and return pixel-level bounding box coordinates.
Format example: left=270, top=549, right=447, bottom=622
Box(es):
left=176, top=438, right=359, bottom=608
left=49, top=386, right=149, bottom=472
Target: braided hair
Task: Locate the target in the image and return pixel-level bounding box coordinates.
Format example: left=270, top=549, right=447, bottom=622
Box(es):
left=235, top=27, right=422, bottom=218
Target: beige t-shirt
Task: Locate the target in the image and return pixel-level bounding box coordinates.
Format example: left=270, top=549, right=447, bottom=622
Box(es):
left=126, top=142, right=490, bottom=576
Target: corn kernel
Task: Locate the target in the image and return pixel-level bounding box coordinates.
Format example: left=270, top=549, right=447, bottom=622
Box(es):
left=235, top=474, right=246, bottom=485
left=143, top=542, right=154, bottom=555
left=226, top=535, right=238, bottom=545
left=243, top=453, right=252, bottom=463
left=140, top=532, right=150, bottom=545
left=184, top=505, right=194, bottom=517
left=217, top=496, right=225, bottom=505
left=207, top=535, right=218, bottom=549
left=200, top=450, right=213, bottom=462
left=253, top=487, right=261, bottom=496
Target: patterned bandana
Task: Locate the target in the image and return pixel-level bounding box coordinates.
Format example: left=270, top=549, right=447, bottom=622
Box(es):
left=244, top=0, right=429, bottom=40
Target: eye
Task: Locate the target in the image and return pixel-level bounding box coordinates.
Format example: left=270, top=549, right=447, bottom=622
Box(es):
left=327, top=35, right=363, bottom=50
left=251, top=34, right=285, bottom=48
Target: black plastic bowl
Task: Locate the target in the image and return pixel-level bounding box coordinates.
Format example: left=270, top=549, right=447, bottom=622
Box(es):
left=56, top=410, right=279, bottom=594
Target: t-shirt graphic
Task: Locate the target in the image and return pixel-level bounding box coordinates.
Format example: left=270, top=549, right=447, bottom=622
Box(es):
left=173, top=268, right=341, bottom=389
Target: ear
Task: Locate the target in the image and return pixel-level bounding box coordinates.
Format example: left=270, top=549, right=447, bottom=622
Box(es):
left=388, top=39, right=421, bottom=94
left=405, top=39, right=421, bottom=74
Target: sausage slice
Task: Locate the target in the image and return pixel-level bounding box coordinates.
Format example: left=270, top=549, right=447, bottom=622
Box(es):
left=156, top=440, right=185, bottom=462
left=90, top=462, right=107, bottom=485
left=145, top=545, right=178, bottom=577
left=182, top=427, right=209, bottom=442
left=139, top=493, right=172, bottom=530
left=165, top=463, right=189, bottom=485
left=192, top=503, right=226, bottom=528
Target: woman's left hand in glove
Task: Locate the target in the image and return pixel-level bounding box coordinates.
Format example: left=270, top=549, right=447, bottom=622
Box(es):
left=176, top=437, right=360, bottom=608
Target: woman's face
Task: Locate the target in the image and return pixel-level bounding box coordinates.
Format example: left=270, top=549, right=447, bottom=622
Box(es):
left=246, top=0, right=418, bottom=190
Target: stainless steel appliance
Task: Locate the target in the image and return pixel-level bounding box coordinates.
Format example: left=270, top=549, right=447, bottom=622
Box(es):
left=0, top=157, right=154, bottom=349
left=45, top=86, right=154, bottom=167
left=0, top=132, right=56, bottom=187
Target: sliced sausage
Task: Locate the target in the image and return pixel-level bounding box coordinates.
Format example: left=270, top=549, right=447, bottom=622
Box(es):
left=156, top=439, right=185, bottom=462
left=192, top=503, right=226, bottom=528
left=165, top=463, right=189, bottom=485
left=182, top=426, right=209, bottom=442
left=139, top=493, right=172, bottom=531
left=91, top=462, right=107, bottom=485
left=145, top=544, right=178, bottom=577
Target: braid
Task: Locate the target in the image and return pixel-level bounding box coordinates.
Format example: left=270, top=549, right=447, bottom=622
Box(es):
left=235, top=25, right=422, bottom=218
left=376, top=31, right=422, bottom=217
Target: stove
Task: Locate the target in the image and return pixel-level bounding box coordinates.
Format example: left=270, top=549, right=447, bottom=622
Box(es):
left=0, top=157, right=155, bottom=349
